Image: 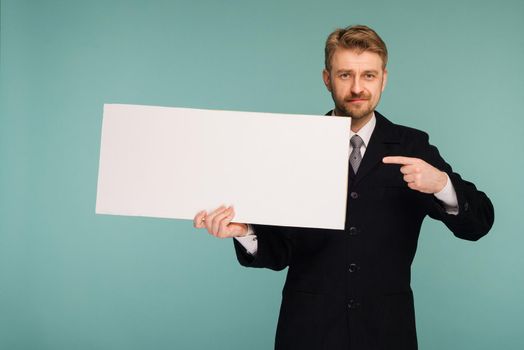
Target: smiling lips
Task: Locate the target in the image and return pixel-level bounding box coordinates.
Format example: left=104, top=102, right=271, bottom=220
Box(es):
left=347, top=98, right=368, bottom=103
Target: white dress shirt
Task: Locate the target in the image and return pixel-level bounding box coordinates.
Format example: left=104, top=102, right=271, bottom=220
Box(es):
left=235, top=113, right=459, bottom=255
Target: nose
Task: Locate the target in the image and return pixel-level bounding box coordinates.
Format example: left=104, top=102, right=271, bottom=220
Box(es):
left=350, top=77, right=363, bottom=95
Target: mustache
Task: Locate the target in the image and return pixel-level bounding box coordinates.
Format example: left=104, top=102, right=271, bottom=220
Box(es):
left=344, top=93, right=370, bottom=101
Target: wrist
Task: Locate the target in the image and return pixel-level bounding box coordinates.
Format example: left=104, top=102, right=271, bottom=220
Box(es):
left=435, top=171, right=448, bottom=193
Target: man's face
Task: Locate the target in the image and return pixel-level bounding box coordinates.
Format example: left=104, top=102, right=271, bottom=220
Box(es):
left=323, top=49, right=387, bottom=125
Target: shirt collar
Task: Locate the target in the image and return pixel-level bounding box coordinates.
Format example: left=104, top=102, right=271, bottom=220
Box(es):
left=331, top=110, right=376, bottom=148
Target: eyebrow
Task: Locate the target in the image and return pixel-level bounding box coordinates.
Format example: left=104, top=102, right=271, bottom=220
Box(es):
left=335, top=69, right=380, bottom=74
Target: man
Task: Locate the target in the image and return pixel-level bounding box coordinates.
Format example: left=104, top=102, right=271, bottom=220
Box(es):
left=193, top=25, right=494, bottom=350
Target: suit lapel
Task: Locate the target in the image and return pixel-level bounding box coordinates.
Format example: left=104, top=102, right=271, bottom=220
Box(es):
left=325, top=110, right=401, bottom=186
left=354, top=111, right=401, bottom=185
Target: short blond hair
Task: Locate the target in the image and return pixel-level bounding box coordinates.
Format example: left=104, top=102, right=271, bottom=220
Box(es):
left=324, top=25, right=388, bottom=71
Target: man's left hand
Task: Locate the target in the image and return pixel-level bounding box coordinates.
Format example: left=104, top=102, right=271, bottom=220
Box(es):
left=382, top=156, right=448, bottom=194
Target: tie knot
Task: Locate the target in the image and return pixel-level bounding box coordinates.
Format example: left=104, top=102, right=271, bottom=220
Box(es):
left=350, top=134, right=364, bottom=149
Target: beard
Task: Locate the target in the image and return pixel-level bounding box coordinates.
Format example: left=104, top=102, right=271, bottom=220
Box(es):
left=332, top=92, right=377, bottom=120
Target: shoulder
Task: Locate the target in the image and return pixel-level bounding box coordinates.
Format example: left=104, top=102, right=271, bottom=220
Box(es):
left=375, top=111, right=430, bottom=143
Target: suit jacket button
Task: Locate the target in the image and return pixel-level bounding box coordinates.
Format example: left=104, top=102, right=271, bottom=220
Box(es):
left=349, top=227, right=359, bottom=235
left=348, top=299, right=361, bottom=309
left=350, top=192, right=359, bottom=199
left=464, top=202, right=469, bottom=211
left=349, top=263, right=359, bottom=272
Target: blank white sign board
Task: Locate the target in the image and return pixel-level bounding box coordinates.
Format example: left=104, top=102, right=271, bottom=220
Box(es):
left=96, top=104, right=351, bottom=229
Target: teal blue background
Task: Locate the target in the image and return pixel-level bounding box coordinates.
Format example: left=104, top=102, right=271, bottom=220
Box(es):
left=1, top=0, right=523, bottom=349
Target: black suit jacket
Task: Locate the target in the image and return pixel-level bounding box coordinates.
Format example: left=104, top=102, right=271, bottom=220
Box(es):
left=233, top=111, right=494, bottom=350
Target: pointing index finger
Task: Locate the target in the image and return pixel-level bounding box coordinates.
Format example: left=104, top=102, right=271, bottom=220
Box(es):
left=382, top=156, right=417, bottom=165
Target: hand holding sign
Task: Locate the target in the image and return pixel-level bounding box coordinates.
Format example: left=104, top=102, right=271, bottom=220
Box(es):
left=382, top=156, right=448, bottom=194
left=193, top=206, right=248, bottom=239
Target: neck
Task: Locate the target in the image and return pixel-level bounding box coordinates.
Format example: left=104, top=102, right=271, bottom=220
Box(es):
left=334, top=108, right=373, bottom=133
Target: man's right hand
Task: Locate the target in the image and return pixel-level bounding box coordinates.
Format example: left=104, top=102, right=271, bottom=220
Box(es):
left=193, top=205, right=248, bottom=238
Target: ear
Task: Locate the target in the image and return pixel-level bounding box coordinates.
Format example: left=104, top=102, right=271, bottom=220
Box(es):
left=381, top=68, right=388, bottom=92
left=322, top=69, right=332, bottom=92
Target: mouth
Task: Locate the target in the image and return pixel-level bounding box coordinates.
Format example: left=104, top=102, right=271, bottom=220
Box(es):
left=347, top=99, right=368, bottom=103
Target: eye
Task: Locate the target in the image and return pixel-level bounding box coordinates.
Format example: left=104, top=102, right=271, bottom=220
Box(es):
left=339, top=73, right=350, bottom=79
left=364, top=73, right=375, bottom=80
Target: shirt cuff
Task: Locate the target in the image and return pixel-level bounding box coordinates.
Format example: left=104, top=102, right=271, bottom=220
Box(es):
left=434, top=173, right=459, bottom=215
left=233, top=224, right=258, bottom=255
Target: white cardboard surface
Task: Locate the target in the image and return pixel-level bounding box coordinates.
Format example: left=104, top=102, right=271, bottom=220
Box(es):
left=96, top=104, right=351, bottom=229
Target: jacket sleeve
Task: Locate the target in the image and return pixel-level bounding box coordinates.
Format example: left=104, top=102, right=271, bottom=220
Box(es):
left=415, top=131, right=495, bottom=241
left=233, top=224, right=296, bottom=271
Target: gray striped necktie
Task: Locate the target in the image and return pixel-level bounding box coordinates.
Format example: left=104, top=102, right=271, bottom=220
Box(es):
left=350, top=134, right=364, bottom=173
